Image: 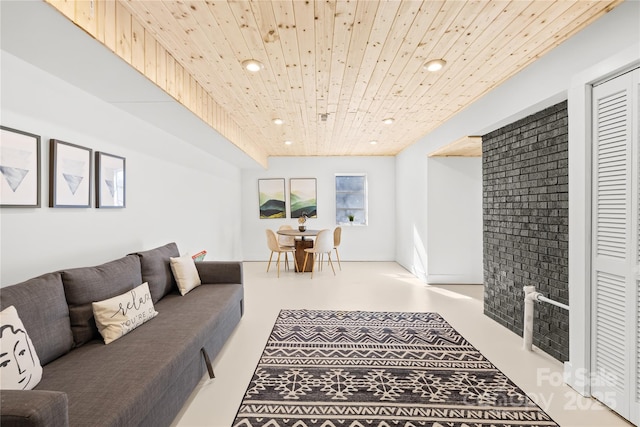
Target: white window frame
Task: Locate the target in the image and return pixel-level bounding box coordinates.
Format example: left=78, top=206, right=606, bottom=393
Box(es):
left=335, top=173, right=368, bottom=226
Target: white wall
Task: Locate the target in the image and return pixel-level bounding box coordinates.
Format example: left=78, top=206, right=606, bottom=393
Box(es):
left=427, top=157, right=483, bottom=284
left=0, top=52, right=243, bottom=286
left=396, top=0, right=640, bottom=283
left=394, top=147, right=429, bottom=281
left=241, top=156, right=395, bottom=262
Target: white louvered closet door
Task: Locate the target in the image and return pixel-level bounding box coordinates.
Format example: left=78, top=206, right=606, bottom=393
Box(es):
left=591, top=68, right=639, bottom=425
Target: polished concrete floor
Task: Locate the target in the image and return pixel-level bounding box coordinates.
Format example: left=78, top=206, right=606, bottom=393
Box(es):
left=171, top=261, right=631, bottom=427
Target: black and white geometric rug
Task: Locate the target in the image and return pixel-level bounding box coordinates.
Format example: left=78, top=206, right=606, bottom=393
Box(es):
left=232, top=309, right=559, bottom=427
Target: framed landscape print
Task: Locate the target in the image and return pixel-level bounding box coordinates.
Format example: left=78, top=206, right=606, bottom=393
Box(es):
left=49, top=139, right=92, bottom=208
left=0, top=126, right=41, bottom=208
left=258, top=178, right=286, bottom=218
left=290, top=178, right=317, bottom=218
left=96, top=152, right=126, bottom=208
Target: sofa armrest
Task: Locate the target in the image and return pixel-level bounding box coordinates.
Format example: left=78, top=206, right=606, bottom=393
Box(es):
left=1, top=390, right=69, bottom=427
left=195, top=261, right=243, bottom=285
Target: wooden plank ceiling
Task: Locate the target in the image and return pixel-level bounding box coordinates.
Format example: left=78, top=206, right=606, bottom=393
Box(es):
left=429, top=135, right=482, bottom=157
left=46, top=0, right=620, bottom=167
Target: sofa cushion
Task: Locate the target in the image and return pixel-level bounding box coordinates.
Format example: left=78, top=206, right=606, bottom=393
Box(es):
left=35, top=283, right=244, bottom=426
left=0, top=306, right=43, bottom=390
left=0, top=272, right=72, bottom=365
left=133, top=242, right=180, bottom=303
left=93, top=282, right=158, bottom=344
left=62, top=255, right=142, bottom=347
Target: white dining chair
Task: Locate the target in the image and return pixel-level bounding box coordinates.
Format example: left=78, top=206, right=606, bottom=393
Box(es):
left=302, top=229, right=336, bottom=279
left=277, top=225, right=296, bottom=268
left=277, top=224, right=296, bottom=246
left=265, top=229, right=298, bottom=277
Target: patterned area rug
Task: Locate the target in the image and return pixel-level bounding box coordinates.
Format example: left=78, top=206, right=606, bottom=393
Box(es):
left=232, top=309, right=559, bottom=427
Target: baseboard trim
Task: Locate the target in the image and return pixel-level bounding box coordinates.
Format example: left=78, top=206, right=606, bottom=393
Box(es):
left=427, top=274, right=483, bottom=284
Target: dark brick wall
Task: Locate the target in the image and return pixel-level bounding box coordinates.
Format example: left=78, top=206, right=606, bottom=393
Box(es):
left=482, top=101, right=569, bottom=361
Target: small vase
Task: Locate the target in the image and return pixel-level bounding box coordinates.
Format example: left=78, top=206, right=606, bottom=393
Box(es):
left=298, top=225, right=306, bottom=232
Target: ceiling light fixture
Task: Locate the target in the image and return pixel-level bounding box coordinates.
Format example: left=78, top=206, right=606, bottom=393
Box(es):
left=382, top=118, right=395, bottom=125
left=273, top=118, right=284, bottom=125
left=284, top=140, right=293, bottom=145
left=242, top=59, right=264, bottom=72
left=424, top=59, right=446, bottom=72
left=369, top=140, right=378, bottom=145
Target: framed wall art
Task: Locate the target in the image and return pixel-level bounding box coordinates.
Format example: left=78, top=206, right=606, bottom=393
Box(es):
left=96, top=152, right=126, bottom=208
left=49, top=139, right=92, bottom=208
left=290, top=178, right=317, bottom=218
left=258, top=178, right=285, bottom=218
left=0, top=126, right=41, bottom=208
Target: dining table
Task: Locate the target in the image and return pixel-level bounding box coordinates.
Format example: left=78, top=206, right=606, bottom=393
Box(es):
left=276, top=229, right=320, bottom=272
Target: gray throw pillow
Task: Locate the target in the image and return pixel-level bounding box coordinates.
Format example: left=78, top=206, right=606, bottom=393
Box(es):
left=132, top=242, right=180, bottom=303
left=62, top=255, right=142, bottom=346
left=0, top=272, right=73, bottom=365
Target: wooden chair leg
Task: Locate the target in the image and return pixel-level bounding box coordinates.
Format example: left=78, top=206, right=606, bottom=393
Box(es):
left=334, top=248, right=341, bottom=270
left=292, top=251, right=299, bottom=272
left=276, top=252, right=281, bottom=277
left=302, top=252, right=310, bottom=273
left=267, top=251, right=274, bottom=272
left=310, top=252, right=316, bottom=279
left=327, top=253, right=336, bottom=275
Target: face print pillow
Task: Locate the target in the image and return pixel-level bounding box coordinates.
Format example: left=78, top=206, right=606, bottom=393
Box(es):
left=0, top=306, right=43, bottom=390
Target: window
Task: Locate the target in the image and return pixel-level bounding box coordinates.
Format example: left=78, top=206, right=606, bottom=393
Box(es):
left=335, top=174, right=367, bottom=225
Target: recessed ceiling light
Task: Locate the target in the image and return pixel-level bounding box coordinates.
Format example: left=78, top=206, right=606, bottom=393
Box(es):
left=382, top=118, right=395, bottom=125
left=424, top=59, right=446, bottom=72
left=273, top=118, right=284, bottom=125
left=369, top=140, right=378, bottom=145
left=284, top=140, right=293, bottom=145
left=242, top=59, right=264, bottom=72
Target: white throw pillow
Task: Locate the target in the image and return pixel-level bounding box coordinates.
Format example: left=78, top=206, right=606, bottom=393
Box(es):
left=170, top=253, right=202, bottom=295
left=0, top=305, right=43, bottom=390
left=92, top=282, right=158, bottom=344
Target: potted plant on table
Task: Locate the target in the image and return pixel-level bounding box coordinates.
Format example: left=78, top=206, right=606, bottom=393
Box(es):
left=298, top=213, right=308, bottom=231
left=347, top=214, right=355, bottom=224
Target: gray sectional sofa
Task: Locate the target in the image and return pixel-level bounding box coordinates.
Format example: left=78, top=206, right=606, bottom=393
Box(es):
left=0, top=242, right=244, bottom=427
